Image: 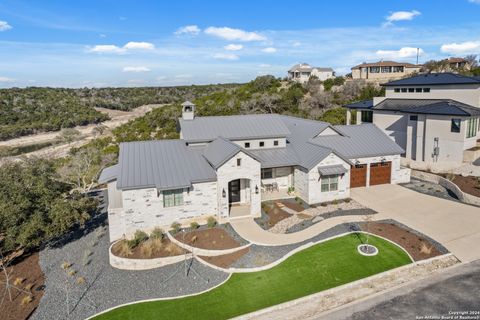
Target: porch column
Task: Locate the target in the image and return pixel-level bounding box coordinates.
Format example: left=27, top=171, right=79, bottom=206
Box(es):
left=346, top=109, right=352, bottom=125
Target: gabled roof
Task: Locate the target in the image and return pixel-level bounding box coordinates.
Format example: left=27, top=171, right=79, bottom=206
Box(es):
left=202, top=137, right=243, bottom=169
left=179, top=114, right=291, bottom=143
left=382, top=72, right=480, bottom=86
left=98, top=164, right=119, bottom=184
left=352, top=60, right=420, bottom=69
left=344, top=99, right=374, bottom=109
left=116, top=140, right=216, bottom=191
left=311, top=124, right=405, bottom=158
left=288, top=63, right=333, bottom=73
left=373, top=98, right=480, bottom=116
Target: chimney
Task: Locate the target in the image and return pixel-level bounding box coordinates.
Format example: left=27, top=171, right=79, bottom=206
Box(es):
left=181, top=101, right=195, bottom=120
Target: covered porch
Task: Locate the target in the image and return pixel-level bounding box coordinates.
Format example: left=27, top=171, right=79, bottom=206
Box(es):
left=261, top=166, right=294, bottom=201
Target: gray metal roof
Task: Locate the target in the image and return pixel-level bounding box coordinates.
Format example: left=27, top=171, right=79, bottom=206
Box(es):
left=288, top=63, right=333, bottom=73
left=203, top=137, right=242, bottom=169
left=318, top=164, right=347, bottom=176
left=382, top=72, right=480, bottom=86
left=374, top=99, right=480, bottom=116
left=344, top=99, right=374, bottom=109
left=116, top=140, right=216, bottom=190
left=179, top=114, right=291, bottom=143
left=311, top=124, right=405, bottom=158
left=98, top=164, right=118, bottom=184
left=248, top=145, right=300, bottom=169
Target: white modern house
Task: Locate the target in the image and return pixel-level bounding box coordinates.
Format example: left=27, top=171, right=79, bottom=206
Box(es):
left=288, top=63, right=335, bottom=83
left=345, top=73, right=480, bottom=171
left=100, top=101, right=409, bottom=241
left=351, top=61, right=421, bottom=82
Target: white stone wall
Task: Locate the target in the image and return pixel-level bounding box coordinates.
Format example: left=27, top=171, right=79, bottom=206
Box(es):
left=110, top=181, right=218, bottom=241
left=216, top=151, right=261, bottom=218
left=307, top=153, right=350, bottom=204
left=293, top=166, right=309, bottom=202
left=107, top=181, right=123, bottom=209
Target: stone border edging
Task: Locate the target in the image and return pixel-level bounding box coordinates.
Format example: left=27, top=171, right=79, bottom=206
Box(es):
left=166, top=231, right=252, bottom=257
left=108, top=240, right=190, bottom=270
left=411, top=169, right=480, bottom=207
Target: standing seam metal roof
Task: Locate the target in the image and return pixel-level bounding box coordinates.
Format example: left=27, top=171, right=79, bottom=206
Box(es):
left=373, top=99, right=480, bottom=116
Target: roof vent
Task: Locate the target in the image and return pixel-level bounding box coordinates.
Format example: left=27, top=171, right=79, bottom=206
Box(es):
left=181, top=101, right=195, bottom=120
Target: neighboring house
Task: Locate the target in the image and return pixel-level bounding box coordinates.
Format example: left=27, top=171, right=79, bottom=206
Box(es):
left=351, top=61, right=422, bottom=82
left=345, top=73, right=480, bottom=170
left=288, top=63, right=335, bottom=83
left=100, top=101, right=409, bottom=241
left=445, top=57, right=470, bottom=70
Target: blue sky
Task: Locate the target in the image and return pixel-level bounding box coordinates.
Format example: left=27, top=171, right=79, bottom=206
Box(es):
left=1, top=0, right=480, bottom=87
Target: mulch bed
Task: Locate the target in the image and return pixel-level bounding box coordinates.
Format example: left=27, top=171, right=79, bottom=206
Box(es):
left=278, top=200, right=305, bottom=212
left=0, top=252, right=45, bottom=320
left=451, top=175, right=480, bottom=198
left=111, top=238, right=185, bottom=259
left=261, top=202, right=291, bottom=228
left=198, top=248, right=250, bottom=269
left=360, top=222, right=441, bottom=261
left=175, top=227, right=241, bottom=250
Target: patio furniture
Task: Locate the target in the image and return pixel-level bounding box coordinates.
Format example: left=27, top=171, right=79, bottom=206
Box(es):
left=272, top=182, right=279, bottom=191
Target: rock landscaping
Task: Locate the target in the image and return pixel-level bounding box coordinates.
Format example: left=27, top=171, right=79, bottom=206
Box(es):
left=401, top=178, right=459, bottom=201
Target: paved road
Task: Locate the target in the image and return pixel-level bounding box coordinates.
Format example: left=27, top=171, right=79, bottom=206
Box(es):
left=345, top=260, right=480, bottom=320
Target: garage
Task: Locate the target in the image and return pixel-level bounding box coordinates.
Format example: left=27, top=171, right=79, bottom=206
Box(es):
left=350, top=164, right=367, bottom=188
left=369, top=162, right=391, bottom=186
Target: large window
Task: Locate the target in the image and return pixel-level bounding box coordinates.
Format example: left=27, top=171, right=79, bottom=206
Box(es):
left=392, top=66, right=404, bottom=73
left=451, top=119, right=461, bottom=133
left=466, top=118, right=479, bottom=138
left=361, top=110, right=373, bottom=123
left=163, top=189, right=184, bottom=207
left=321, top=175, right=339, bottom=192
left=369, top=66, right=380, bottom=73
left=381, top=66, right=392, bottom=73
left=261, top=168, right=273, bottom=179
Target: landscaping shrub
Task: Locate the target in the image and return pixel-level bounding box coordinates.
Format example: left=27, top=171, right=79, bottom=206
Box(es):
left=150, top=227, right=164, bottom=240
left=24, top=283, right=34, bottom=291
left=117, top=240, right=133, bottom=257
left=190, top=221, right=200, bottom=230
left=13, top=277, right=25, bottom=286
left=207, top=216, right=217, bottom=228
left=164, top=242, right=183, bottom=255
left=76, top=276, right=86, bottom=285
left=130, top=230, right=149, bottom=247
left=170, top=222, right=181, bottom=234
left=344, top=198, right=351, bottom=203
left=20, top=295, right=32, bottom=305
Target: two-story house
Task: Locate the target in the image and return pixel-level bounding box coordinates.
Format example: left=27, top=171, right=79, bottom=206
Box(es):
left=287, top=63, right=335, bottom=83
left=351, top=60, right=422, bottom=82
left=345, top=73, right=480, bottom=170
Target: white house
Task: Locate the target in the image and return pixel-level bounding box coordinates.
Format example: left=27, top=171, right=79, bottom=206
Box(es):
left=345, top=73, right=480, bottom=171
left=288, top=63, right=335, bottom=83
left=351, top=61, right=421, bottom=82
left=100, top=101, right=409, bottom=241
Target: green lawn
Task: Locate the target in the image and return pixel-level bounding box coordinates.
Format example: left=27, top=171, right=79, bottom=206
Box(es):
left=95, top=233, right=411, bottom=320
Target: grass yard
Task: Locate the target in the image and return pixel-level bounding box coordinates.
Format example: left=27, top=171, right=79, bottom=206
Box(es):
left=95, top=233, right=411, bottom=320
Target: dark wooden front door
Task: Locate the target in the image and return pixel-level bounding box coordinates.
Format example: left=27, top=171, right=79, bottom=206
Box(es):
left=350, top=164, right=367, bottom=188
left=228, top=179, right=240, bottom=203
left=369, top=162, right=391, bottom=186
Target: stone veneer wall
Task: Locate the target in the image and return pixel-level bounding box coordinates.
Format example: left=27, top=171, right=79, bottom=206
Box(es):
left=293, top=166, right=309, bottom=202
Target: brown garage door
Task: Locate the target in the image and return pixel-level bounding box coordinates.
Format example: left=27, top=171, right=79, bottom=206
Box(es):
left=369, top=162, right=391, bottom=186
left=350, top=164, right=367, bottom=188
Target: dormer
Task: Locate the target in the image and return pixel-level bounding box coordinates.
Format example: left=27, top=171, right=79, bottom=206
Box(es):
left=182, top=101, right=195, bottom=120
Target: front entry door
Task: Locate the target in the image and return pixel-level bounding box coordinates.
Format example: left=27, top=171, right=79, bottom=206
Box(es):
left=228, top=179, right=241, bottom=203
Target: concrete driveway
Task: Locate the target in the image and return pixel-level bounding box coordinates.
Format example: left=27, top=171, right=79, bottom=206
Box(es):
left=351, top=184, right=480, bottom=263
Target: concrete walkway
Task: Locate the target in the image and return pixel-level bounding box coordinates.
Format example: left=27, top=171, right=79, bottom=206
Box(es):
left=231, top=184, right=480, bottom=262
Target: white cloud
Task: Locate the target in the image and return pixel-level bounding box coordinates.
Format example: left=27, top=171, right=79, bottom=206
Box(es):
left=259, top=64, right=271, bottom=67
left=99, top=34, right=107, bottom=38
left=441, top=41, right=480, bottom=54
left=123, top=41, right=155, bottom=50
left=205, top=27, right=265, bottom=41
left=88, top=45, right=126, bottom=54
left=224, top=44, right=243, bottom=51
left=261, top=47, right=277, bottom=53
left=376, top=47, right=424, bottom=59
left=386, top=10, right=421, bottom=22
left=213, top=53, right=239, bottom=60
left=175, top=74, right=192, bottom=79
left=0, top=76, right=14, bottom=82
left=175, top=25, right=201, bottom=35
left=122, top=66, right=151, bottom=72
left=291, top=41, right=301, bottom=47
left=0, top=20, right=12, bottom=31
left=469, top=0, right=480, bottom=3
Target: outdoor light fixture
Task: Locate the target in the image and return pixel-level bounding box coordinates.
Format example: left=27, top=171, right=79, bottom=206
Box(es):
left=255, top=185, right=259, bottom=194
left=222, top=188, right=226, bottom=198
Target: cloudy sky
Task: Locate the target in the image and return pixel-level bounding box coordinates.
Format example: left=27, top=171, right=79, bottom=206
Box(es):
left=1, top=0, right=480, bottom=87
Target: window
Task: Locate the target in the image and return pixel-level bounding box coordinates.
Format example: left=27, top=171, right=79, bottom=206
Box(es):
left=163, top=189, right=184, bottom=207
left=394, top=88, right=400, bottom=93
left=423, top=88, right=430, bottom=93
left=244, top=142, right=250, bottom=148
left=401, top=88, right=407, bottom=93
left=370, top=66, right=380, bottom=73
left=415, top=88, right=422, bottom=92
left=261, top=168, right=273, bottom=179
left=451, top=119, right=461, bottom=133
left=381, top=66, right=392, bottom=73
left=237, top=158, right=242, bottom=166
left=273, top=140, right=279, bottom=146
left=321, top=175, right=339, bottom=192
left=408, top=88, right=415, bottom=93
left=392, top=66, right=404, bottom=73
left=361, top=110, right=373, bottom=123
left=466, top=118, right=478, bottom=138
left=259, top=141, right=265, bottom=147
left=410, top=115, right=418, bottom=121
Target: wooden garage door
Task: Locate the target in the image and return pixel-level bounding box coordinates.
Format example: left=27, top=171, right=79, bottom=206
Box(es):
left=369, top=162, right=391, bottom=186
left=350, top=164, right=367, bottom=188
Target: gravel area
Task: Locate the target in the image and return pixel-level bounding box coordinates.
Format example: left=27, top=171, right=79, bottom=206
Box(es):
left=401, top=178, right=459, bottom=202
left=32, top=193, right=228, bottom=320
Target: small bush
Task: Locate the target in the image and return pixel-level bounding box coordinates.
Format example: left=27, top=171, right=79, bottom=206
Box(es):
left=140, top=241, right=154, bottom=258
left=190, top=221, right=200, bottom=230
left=171, top=222, right=181, bottom=234
left=420, top=242, right=433, bottom=255
left=150, top=227, right=164, bottom=240
left=207, top=216, right=217, bottom=228
left=128, top=230, right=149, bottom=247
left=164, top=242, right=183, bottom=255
left=13, top=277, right=25, bottom=286
left=61, top=262, right=71, bottom=270
left=320, top=202, right=328, bottom=207
left=191, top=235, right=198, bottom=244
left=24, top=283, right=34, bottom=291
left=68, top=269, right=77, bottom=277
left=117, top=240, right=133, bottom=257
left=332, top=199, right=338, bottom=205
left=20, top=295, right=33, bottom=305
left=344, top=198, right=351, bottom=203
left=76, top=276, right=86, bottom=285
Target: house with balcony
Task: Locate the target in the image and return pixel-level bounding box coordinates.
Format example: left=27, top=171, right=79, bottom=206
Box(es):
left=351, top=60, right=421, bottom=82
left=287, top=63, right=334, bottom=83
left=100, top=101, right=409, bottom=241
left=345, top=73, right=480, bottom=171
